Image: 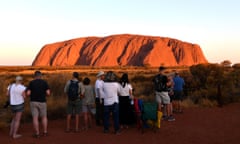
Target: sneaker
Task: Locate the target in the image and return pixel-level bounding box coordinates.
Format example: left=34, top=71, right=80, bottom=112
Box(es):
left=168, top=116, right=175, bottom=122
left=162, top=115, right=168, bottom=120
left=13, top=134, right=22, bottom=139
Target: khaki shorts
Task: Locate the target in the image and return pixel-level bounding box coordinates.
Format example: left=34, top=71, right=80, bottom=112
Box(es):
left=155, top=91, right=170, bottom=104
left=30, top=102, right=47, bottom=117
left=82, top=104, right=94, bottom=113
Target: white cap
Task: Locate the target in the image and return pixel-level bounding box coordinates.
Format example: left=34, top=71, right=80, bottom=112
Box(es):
left=96, top=71, right=105, bottom=77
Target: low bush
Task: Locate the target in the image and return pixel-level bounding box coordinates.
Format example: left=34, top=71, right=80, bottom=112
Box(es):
left=0, top=65, right=240, bottom=130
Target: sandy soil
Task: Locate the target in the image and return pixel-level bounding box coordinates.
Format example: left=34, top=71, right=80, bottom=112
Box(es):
left=1, top=103, right=240, bottom=144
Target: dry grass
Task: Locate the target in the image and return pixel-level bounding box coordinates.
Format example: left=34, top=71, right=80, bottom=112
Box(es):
left=0, top=65, right=214, bottom=130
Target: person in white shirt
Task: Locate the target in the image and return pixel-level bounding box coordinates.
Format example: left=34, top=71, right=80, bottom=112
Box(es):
left=95, top=71, right=105, bottom=126
left=118, top=73, right=135, bottom=129
left=7, top=76, right=26, bottom=139
left=102, top=71, right=121, bottom=134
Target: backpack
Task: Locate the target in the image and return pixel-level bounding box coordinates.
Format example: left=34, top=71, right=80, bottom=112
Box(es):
left=153, top=74, right=167, bottom=92
left=67, top=80, right=79, bottom=100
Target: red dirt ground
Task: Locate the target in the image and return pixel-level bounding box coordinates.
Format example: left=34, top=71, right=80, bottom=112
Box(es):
left=1, top=103, right=240, bottom=144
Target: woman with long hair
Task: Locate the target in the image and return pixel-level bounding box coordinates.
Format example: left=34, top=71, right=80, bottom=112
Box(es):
left=118, top=73, right=135, bottom=129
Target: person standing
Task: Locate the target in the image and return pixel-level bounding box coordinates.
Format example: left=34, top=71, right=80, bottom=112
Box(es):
left=94, top=71, right=105, bottom=126
left=103, top=71, right=121, bottom=134
left=82, top=77, right=95, bottom=130
left=118, top=73, right=134, bottom=129
left=153, top=66, right=175, bottom=121
left=8, top=76, right=26, bottom=139
left=173, top=72, right=185, bottom=113
left=26, top=71, right=50, bottom=138
left=167, top=74, right=175, bottom=121
left=64, top=72, right=84, bottom=132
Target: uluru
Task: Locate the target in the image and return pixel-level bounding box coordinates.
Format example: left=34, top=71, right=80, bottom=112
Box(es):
left=32, top=34, right=208, bottom=67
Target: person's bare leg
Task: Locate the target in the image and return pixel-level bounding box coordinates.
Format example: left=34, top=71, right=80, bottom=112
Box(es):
left=172, top=100, right=177, bottom=112
left=66, top=114, right=71, bottom=131
left=9, top=115, right=15, bottom=136
left=163, top=104, right=167, bottom=116
left=33, top=116, right=39, bottom=135
left=178, top=100, right=183, bottom=112
left=83, top=112, right=88, bottom=129
left=88, top=112, right=92, bottom=128
left=41, top=116, right=48, bottom=134
left=75, top=114, right=79, bottom=131
left=158, top=103, right=162, bottom=111
left=169, top=103, right=173, bottom=115
left=12, top=112, right=22, bottom=138
left=166, top=104, right=171, bottom=117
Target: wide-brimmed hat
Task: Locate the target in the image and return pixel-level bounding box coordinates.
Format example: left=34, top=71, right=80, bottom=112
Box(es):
left=97, top=71, right=105, bottom=77
left=16, top=76, right=23, bottom=81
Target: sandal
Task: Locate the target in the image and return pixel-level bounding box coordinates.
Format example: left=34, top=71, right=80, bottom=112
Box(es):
left=32, top=133, right=40, bottom=138
left=13, top=134, right=22, bottom=139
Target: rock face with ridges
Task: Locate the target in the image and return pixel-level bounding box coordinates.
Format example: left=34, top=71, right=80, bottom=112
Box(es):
left=32, top=34, right=208, bottom=67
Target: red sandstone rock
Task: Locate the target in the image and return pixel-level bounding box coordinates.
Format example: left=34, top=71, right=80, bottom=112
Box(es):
left=32, top=34, right=208, bottom=67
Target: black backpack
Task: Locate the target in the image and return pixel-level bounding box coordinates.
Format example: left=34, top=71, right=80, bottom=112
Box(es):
left=67, top=80, right=79, bottom=100
left=153, top=74, right=167, bottom=92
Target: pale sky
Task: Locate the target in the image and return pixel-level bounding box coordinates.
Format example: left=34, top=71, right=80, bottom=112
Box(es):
left=0, top=0, right=239, bottom=65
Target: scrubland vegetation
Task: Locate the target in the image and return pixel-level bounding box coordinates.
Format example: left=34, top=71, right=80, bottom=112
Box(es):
left=0, top=64, right=240, bottom=129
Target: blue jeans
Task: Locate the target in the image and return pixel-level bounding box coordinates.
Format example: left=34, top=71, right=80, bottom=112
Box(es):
left=104, top=103, right=119, bottom=132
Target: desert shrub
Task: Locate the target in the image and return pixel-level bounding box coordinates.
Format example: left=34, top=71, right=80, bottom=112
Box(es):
left=187, top=64, right=240, bottom=106
left=1, top=65, right=240, bottom=130
left=47, top=96, right=67, bottom=120
left=130, top=74, right=154, bottom=99
left=0, top=109, right=12, bottom=130
left=47, top=73, right=70, bottom=97
left=198, top=98, right=218, bottom=107
left=181, top=98, right=197, bottom=108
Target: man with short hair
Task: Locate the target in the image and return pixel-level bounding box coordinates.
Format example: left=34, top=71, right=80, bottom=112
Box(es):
left=26, top=71, right=50, bottom=138
left=153, top=66, right=175, bottom=121
left=64, top=72, right=84, bottom=132
left=173, top=72, right=185, bottom=113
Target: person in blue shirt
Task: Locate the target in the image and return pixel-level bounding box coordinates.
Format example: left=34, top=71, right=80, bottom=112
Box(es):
left=173, top=72, right=185, bottom=113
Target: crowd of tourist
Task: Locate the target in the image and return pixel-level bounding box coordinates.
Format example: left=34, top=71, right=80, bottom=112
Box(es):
left=5, top=66, right=185, bottom=139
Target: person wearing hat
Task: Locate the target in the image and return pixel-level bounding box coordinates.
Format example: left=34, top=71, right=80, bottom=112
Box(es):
left=26, top=71, right=50, bottom=138
left=94, top=71, right=105, bottom=126
left=64, top=72, right=85, bottom=132
left=8, top=76, right=26, bottom=139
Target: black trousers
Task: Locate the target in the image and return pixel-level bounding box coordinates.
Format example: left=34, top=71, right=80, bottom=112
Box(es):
left=119, top=96, right=135, bottom=125
left=95, top=98, right=104, bottom=125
